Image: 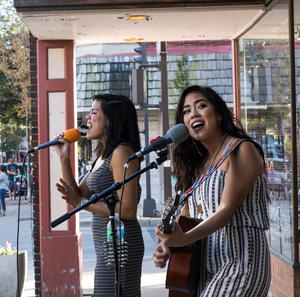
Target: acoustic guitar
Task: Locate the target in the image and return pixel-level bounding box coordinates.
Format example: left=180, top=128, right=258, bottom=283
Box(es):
left=161, top=193, right=203, bottom=297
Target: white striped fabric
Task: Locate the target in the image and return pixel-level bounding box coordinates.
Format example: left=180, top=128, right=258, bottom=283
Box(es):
left=86, top=146, right=144, bottom=297
left=188, top=165, right=271, bottom=296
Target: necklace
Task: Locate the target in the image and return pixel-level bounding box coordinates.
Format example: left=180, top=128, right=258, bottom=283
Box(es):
left=192, top=138, right=203, bottom=156
left=204, top=133, right=227, bottom=173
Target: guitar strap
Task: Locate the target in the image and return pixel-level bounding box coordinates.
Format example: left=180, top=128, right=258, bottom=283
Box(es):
left=179, top=137, right=245, bottom=206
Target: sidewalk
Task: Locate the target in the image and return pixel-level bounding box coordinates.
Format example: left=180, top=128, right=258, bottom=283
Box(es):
left=0, top=199, right=169, bottom=297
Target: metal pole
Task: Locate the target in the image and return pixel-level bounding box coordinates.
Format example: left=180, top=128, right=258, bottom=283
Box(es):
left=288, top=0, right=298, bottom=263
left=160, top=42, right=172, bottom=202
left=25, top=106, right=32, bottom=202
left=144, top=107, right=151, bottom=199
left=139, top=43, right=157, bottom=217
left=232, top=39, right=241, bottom=120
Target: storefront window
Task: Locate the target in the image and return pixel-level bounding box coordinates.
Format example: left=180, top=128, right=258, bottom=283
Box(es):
left=239, top=39, right=293, bottom=259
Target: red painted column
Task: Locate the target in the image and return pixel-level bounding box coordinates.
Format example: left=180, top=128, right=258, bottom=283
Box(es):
left=37, top=40, right=82, bottom=297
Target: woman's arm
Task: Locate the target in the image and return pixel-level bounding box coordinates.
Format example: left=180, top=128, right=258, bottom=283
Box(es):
left=54, top=135, right=92, bottom=208
left=156, top=141, right=264, bottom=247
left=69, top=145, right=140, bottom=219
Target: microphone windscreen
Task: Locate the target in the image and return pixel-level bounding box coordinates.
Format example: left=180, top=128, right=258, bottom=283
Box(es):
left=167, top=124, right=189, bottom=144
left=64, top=128, right=81, bottom=143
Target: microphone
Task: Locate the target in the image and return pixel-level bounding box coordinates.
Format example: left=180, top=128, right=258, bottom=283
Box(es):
left=28, top=128, right=81, bottom=153
left=128, top=123, right=189, bottom=161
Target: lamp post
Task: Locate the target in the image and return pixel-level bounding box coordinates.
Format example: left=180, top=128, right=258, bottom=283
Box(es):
left=133, top=42, right=157, bottom=217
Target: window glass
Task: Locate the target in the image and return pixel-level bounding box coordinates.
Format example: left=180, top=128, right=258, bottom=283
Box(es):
left=239, top=38, right=293, bottom=259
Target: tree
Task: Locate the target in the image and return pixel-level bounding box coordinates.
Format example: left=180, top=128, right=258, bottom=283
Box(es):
left=0, top=0, right=30, bottom=160
left=173, top=53, right=191, bottom=95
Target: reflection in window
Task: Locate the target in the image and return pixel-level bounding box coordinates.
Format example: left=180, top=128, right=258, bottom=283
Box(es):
left=239, top=39, right=293, bottom=260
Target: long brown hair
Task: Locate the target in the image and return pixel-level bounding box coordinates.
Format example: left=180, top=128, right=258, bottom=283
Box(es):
left=93, top=94, right=141, bottom=158
left=172, top=85, right=264, bottom=192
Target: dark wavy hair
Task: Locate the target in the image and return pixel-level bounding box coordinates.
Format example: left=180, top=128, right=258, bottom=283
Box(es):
left=172, top=85, right=264, bottom=192
left=93, top=93, right=141, bottom=158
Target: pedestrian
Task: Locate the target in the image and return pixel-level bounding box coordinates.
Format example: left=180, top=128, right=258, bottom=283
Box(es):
left=6, top=158, right=17, bottom=200
left=14, top=168, right=27, bottom=198
left=54, top=93, right=144, bottom=297
left=0, top=165, right=9, bottom=216
left=153, top=85, right=271, bottom=296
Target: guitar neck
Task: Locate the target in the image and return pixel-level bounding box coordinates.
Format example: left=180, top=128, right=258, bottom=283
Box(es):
left=161, top=192, right=182, bottom=234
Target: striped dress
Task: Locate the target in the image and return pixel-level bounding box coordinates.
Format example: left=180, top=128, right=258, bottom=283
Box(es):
left=188, top=142, right=271, bottom=297
left=86, top=146, right=144, bottom=297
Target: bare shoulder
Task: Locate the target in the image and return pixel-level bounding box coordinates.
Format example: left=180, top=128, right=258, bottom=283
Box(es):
left=230, top=140, right=264, bottom=174
left=235, top=140, right=261, bottom=158
left=110, top=144, right=138, bottom=170
left=112, top=144, right=135, bottom=159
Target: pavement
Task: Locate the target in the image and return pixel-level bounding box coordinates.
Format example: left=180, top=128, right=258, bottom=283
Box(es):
left=0, top=198, right=169, bottom=297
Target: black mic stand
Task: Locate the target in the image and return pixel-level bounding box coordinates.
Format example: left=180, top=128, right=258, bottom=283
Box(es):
left=105, top=193, right=122, bottom=297
left=51, top=148, right=169, bottom=297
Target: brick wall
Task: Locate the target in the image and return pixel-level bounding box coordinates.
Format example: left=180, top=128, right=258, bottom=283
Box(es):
left=269, top=253, right=300, bottom=297
left=29, top=33, right=41, bottom=297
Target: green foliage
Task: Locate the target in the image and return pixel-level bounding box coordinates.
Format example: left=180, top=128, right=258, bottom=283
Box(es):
left=170, top=54, right=191, bottom=122
left=173, top=54, right=191, bottom=96
left=0, top=0, right=30, bottom=159
left=0, top=71, right=23, bottom=124
left=0, top=1, right=30, bottom=117
left=0, top=120, right=26, bottom=159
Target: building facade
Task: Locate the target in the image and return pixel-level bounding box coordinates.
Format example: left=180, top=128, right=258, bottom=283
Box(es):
left=13, top=0, right=300, bottom=296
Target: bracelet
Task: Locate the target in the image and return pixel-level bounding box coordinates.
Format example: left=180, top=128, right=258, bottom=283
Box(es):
left=72, top=198, right=87, bottom=209
left=80, top=198, right=88, bottom=207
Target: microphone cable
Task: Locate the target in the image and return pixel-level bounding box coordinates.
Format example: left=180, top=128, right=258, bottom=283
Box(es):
left=15, top=153, right=30, bottom=297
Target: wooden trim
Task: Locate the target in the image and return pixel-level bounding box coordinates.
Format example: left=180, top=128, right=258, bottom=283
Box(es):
left=37, top=40, right=76, bottom=236
left=232, top=0, right=279, bottom=40
left=14, top=0, right=266, bottom=11
left=38, top=39, right=82, bottom=297
left=232, top=39, right=241, bottom=120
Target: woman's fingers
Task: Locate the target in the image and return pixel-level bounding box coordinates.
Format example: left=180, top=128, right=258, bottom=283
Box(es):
left=155, top=222, right=187, bottom=248
left=153, top=243, right=169, bottom=268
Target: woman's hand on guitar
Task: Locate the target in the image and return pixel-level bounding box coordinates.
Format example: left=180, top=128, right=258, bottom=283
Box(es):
left=153, top=243, right=169, bottom=268
left=155, top=223, right=189, bottom=248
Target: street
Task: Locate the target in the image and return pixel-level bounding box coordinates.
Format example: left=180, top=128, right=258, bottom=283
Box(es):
left=0, top=199, right=168, bottom=297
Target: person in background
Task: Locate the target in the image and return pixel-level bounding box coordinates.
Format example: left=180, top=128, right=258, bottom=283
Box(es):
left=6, top=158, right=18, bottom=200
left=14, top=168, right=27, bottom=198
left=54, top=93, right=144, bottom=297
left=0, top=165, right=9, bottom=216
left=153, top=85, right=270, bottom=297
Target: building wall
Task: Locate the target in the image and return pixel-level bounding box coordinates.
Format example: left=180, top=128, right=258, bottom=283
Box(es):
left=76, top=41, right=234, bottom=212
left=29, top=33, right=42, bottom=297
left=76, top=41, right=234, bottom=109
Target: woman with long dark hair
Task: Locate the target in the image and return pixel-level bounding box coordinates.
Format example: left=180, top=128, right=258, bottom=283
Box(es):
left=154, top=86, right=270, bottom=296
left=0, top=165, right=8, bottom=216
left=55, top=94, right=144, bottom=297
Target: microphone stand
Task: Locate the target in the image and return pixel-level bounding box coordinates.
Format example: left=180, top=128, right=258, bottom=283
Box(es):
left=51, top=148, right=169, bottom=297
left=106, top=193, right=121, bottom=297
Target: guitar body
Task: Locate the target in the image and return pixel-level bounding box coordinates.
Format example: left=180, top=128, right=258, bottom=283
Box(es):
left=166, top=216, right=203, bottom=297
